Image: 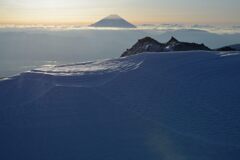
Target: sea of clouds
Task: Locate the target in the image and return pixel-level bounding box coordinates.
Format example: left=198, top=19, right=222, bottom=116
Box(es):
left=0, top=24, right=240, bottom=77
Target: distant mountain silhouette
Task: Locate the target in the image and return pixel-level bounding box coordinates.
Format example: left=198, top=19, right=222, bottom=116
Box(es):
left=90, top=14, right=136, bottom=28
left=121, top=37, right=210, bottom=57
left=216, top=44, right=240, bottom=51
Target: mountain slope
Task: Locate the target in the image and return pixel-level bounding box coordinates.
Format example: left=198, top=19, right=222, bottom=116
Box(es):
left=0, top=51, right=240, bottom=160
left=90, top=14, right=136, bottom=28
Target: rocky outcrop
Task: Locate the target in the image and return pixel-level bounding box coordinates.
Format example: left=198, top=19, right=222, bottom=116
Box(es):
left=216, top=46, right=236, bottom=51
left=121, top=37, right=164, bottom=57
left=121, top=36, right=210, bottom=57
left=164, top=37, right=210, bottom=51
left=216, top=44, right=240, bottom=51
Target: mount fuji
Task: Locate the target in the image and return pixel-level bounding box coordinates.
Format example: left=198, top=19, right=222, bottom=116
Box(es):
left=90, top=14, right=136, bottom=28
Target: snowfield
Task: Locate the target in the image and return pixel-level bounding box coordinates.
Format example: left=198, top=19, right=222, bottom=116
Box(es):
left=0, top=51, right=240, bottom=159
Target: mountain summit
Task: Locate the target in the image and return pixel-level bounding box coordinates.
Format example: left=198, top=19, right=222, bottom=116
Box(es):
left=167, top=36, right=179, bottom=44
left=90, top=14, right=136, bottom=28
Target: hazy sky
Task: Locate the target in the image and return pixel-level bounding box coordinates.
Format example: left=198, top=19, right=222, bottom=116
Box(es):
left=0, top=0, right=240, bottom=25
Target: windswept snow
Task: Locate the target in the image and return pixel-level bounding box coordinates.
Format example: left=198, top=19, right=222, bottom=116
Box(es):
left=218, top=51, right=240, bottom=57
left=0, top=51, right=240, bottom=160
left=31, top=59, right=143, bottom=76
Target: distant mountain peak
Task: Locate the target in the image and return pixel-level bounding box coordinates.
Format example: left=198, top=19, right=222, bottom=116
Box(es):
left=90, top=14, right=136, bottom=28
left=105, top=14, right=122, bottom=19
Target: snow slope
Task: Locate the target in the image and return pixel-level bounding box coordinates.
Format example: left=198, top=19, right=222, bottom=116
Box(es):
left=0, top=51, right=240, bottom=160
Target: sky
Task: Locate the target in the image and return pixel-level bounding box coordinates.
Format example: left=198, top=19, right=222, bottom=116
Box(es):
left=0, top=0, right=240, bottom=25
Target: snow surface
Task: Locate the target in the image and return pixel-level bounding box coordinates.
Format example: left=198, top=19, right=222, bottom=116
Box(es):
left=0, top=51, right=240, bottom=159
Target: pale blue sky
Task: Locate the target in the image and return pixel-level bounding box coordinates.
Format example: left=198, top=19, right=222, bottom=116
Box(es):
left=0, top=0, right=240, bottom=24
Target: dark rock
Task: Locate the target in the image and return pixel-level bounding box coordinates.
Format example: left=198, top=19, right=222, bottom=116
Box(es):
left=216, top=46, right=236, bottom=51
left=121, top=36, right=211, bottom=57
left=167, top=36, right=179, bottom=44
left=168, top=42, right=210, bottom=51
left=121, top=37, right=164, bottom=57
